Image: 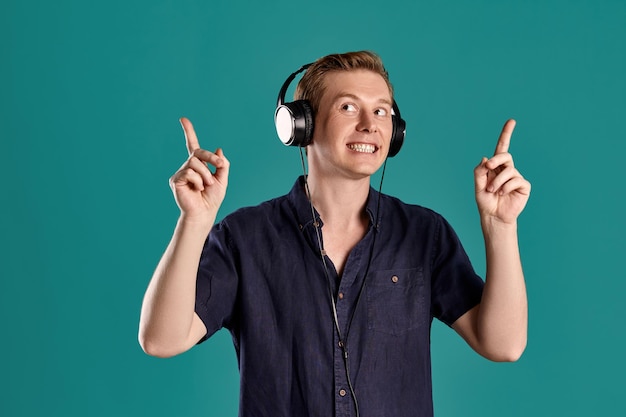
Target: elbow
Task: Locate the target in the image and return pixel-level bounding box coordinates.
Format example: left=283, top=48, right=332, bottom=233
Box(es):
left=138, top=331, right=181, bottom=359
left=507, top=340, right=527, bottom=362
left=484, top=339, right=527, bottom=363
left=489, top=349, right=524, bottom=363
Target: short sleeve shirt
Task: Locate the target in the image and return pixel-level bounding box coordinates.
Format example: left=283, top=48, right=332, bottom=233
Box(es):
left=194, top=177, right=484, bottom=417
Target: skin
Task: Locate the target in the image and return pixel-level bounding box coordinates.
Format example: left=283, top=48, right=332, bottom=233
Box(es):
left=138, top=70, right=531, bottom=362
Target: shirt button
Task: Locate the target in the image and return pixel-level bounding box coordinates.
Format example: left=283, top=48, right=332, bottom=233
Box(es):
left=338, top=292, right=344, bottom=300
left=391, top=275, right=399, bottom=283
left=339, top=389, right=347, bottom=397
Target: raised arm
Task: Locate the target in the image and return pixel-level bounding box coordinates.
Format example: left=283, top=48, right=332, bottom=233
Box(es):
left=138, top=117, right=230, bottom=358
left=453, top=119, right=531, bottom=362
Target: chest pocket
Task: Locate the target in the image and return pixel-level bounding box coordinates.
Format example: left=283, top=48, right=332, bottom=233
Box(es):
left=366, top=268, right=428, bottom=336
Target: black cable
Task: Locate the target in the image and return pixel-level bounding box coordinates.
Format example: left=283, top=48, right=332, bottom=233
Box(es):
left=340, top=158, right=387, bottom=417
left=299, top=149, right=344, bottom=344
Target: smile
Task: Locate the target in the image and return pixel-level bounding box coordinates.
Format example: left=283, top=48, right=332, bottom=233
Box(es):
left=347, top=143, right=377, bottom=153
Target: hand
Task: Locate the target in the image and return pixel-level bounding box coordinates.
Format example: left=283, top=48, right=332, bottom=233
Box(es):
left=474, top=119, right=531, bottom=226
left=169, top=117, right=230, bottom=220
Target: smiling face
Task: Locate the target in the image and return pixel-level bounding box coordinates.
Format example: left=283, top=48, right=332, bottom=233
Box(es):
left=307, top=69, right=394, bottom=181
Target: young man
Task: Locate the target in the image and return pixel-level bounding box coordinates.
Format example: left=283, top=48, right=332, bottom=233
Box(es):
left=139, top=51, right=530, bottom=417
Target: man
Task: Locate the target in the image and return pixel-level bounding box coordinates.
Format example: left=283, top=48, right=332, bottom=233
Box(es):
left=139, top=51, right=530, bottom=417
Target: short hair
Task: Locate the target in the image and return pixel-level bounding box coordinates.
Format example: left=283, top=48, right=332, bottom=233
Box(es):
left=294, top=50, right=394, bottom=113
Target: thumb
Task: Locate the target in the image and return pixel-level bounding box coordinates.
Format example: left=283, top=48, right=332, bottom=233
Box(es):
left=213, top=148, right=230, bottom=184
left=474, top=157, right=489, bottom=193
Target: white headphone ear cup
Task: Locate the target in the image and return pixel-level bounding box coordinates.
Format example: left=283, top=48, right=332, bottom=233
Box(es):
left=275, top=100, right=314, bottom=147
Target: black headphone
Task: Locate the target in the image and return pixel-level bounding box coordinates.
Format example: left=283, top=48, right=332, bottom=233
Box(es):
left=274, top=63, right=407, bottom=157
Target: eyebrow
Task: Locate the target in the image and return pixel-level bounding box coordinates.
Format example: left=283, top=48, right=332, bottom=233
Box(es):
left=334, top=92, right=393, bottom=106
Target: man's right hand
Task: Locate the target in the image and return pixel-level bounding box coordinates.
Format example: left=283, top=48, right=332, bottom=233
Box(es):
left=170, top=117, right=230, bottom=220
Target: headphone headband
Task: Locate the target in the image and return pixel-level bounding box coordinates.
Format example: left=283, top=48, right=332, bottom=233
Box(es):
left=276, top=64, right=311, bottom=108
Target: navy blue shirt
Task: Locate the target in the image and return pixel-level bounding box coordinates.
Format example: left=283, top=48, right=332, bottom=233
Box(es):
left=195, top=177, right=484, bottom=417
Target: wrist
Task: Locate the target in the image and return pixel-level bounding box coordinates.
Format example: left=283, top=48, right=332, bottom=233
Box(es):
left=178, top=212, right=215, bottom=233
left=480, top=215, right=518, bottom=237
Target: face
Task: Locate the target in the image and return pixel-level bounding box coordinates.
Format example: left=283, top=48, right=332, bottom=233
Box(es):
left=307, top=69, right=394, bottom=180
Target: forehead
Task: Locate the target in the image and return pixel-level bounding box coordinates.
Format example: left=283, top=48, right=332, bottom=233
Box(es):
left=320, top=69, right=392, bottom=103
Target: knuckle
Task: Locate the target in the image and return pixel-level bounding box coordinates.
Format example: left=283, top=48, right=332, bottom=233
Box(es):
left=170, top=169, right=184, bottom=183
left=192, top=149, right=205, bottom=159
left=189, top=157, right=202, bottom=169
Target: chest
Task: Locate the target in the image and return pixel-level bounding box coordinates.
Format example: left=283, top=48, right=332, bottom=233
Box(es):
left=321, top=225, right=368, bottom=277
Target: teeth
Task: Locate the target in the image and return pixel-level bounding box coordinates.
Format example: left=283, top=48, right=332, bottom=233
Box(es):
left=348, top=143, right=376, bottom=153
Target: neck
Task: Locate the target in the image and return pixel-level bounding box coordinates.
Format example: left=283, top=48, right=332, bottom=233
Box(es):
left=305, top=173, right=371, bottom=228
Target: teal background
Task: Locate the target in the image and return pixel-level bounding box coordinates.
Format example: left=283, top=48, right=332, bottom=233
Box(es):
left=2, top=0, right=625, bottom=415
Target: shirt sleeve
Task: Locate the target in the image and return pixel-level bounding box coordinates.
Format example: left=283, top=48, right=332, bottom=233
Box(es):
left=430, top=215, right=484, bottom=326
left=194, top=219, right=239, bottom=343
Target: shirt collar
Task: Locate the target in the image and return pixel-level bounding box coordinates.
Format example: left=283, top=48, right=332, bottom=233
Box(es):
left=287, top=176, right=382, bottom=232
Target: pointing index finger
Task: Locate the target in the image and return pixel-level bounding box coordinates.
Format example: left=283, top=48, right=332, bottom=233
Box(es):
left=494, top=119, right=516, bottom=155
left=180, top=117, right=201, bottom=156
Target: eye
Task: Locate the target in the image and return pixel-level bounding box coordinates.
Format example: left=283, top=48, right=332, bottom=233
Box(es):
left=341, top=103, right=357, bottom=112
left=374, top=108, right=388, bottom=117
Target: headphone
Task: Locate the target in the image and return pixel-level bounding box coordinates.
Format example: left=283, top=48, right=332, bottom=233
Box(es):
left=274, top=63, right=407, bottom=157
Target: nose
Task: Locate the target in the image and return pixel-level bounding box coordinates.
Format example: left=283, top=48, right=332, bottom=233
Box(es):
left=356, top=111, right=377, bottom=133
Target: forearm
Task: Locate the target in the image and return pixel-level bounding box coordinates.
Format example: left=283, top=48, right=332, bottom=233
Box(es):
left=476, top=218, right=528, bottom=360
left=138, top=214, right=214, bottom=356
